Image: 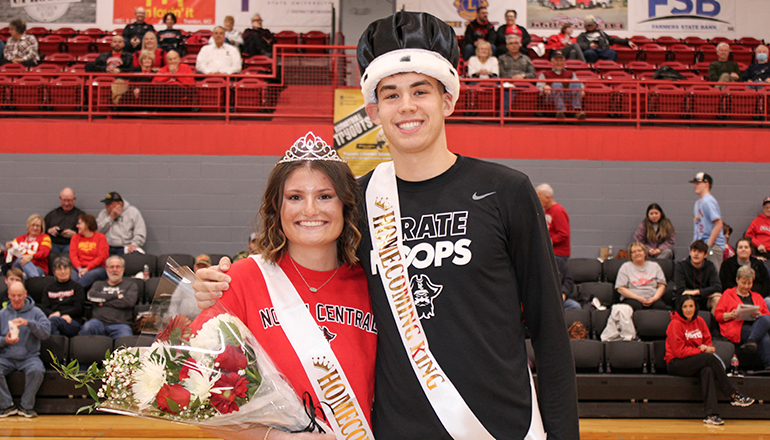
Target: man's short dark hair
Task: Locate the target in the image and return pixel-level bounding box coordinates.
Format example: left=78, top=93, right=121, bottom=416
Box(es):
left=506, top=9, right=518, bottom=17
left=9, top=19, right=26, bottom=34
left=52, top=256, right=72, bottom=271
left=690, top=240, right=709, bottom=253
left=477, top=6, right=487, bottom=12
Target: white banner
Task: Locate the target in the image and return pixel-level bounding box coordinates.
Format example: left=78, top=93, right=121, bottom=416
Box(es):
left=396, top=0, right=511, bottom=36
left=631, top=0, right=736, bottom=34
left=257, top=0, right=338, bottom=33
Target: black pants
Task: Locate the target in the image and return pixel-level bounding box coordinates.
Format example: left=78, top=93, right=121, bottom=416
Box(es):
left=667, top=353, right=736, bottom=417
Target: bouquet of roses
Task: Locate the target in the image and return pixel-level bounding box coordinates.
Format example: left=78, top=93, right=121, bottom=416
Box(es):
left=52, top=258, right=327, bottom=434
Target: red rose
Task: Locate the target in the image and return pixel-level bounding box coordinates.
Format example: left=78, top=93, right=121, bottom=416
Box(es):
left=179, top=358, right=199, bottom=380
left=215, top=344, right=248, bottom=372
left=157, top=384, right=191, bottom=414
left=210, top=372, right=248, bottom=414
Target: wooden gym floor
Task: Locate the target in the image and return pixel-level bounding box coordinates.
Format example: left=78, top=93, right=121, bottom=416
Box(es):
left=2, top=416, right=770, bottom=439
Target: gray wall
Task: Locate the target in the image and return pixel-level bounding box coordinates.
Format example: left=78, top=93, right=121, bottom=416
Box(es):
left=1, top=154, right=767, bottom=260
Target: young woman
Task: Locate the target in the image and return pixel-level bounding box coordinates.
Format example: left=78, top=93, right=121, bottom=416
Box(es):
left=157, top=12, right=184, bottom=54
left=467, top=40, right=498, bottom=79
left=545, top=23, right=586, bottom=62
left=715, top=266, right=770, bottom=370
left=633, top=203, right=676, bottom=259
left=195, top=133, right=374, bottom=440
left=666, top=294, right=754, bottom=425
left=132, top=31, right=166, bottom=71
left=69, top=214, right=109, bottom=290
left=615, top=242, right=668, bottom=310
left=6, top=214, right=51, bottom=277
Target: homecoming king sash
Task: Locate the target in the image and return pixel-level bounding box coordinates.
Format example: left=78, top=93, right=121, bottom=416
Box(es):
left=252, top=255, right=374, bottom=440
left=366, top=162, right=547, bottom=440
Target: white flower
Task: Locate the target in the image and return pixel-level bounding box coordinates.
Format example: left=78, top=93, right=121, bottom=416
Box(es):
left=183, top=368, right=221, bottom=404
left=132, top=355, right=167, bottom=410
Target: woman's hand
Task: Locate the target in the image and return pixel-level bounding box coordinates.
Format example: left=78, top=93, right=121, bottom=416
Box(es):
left=194, top=256, right=233, bottom=309
left=20, top=255, right=33, bottom=265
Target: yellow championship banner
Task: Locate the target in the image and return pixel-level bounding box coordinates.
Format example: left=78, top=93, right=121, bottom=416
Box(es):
left=333, top=88, right=391, bottom=177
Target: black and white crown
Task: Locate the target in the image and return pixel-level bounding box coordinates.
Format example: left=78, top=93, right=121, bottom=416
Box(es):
left=277, top=132, right=346, bottom=164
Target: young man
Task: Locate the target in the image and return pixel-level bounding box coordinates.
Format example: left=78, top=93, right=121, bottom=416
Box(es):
left=357, top=12, right=577, bottom=440
left=674, top=240, right=722, bottom=312
left=690, top=172, right=726, bottom=271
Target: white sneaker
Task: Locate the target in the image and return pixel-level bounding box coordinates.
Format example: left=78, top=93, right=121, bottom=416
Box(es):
left=592, top=297, right=606, bottom=311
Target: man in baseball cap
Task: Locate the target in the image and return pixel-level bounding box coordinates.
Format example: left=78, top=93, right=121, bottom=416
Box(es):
left=96, top=192, right=146, bottom=255
left=358, top=11, right=577, bottom=440
left=690, top=172, right=726, bottom=269
left=537, top=49, right=585, bottom=120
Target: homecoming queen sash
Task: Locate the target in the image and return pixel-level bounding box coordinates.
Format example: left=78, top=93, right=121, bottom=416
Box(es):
left=252, top=255, right=374, bottom=440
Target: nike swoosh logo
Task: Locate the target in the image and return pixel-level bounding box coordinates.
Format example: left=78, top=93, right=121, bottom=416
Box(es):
left=472, top=191, right=496, bottom=201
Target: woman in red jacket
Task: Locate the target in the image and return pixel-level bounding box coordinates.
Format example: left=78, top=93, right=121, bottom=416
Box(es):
left=6, top=214, right=51, bottom=277
left=715, top=265, right=770, bottom=370
left=666, top=294, right=754, bottom=425
left=545, top=23, right=585, bottom=62
left=69, top=214, right=109, bottom=290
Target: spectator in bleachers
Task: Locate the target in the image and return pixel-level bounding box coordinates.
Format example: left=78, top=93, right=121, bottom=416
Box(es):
left=69, top=214, right=108, bottom=290
left=0, top=269, right=23, bottom=309
left=85, top=35, right=134, bottom=73
left=715, top=266, right=770, bottom=370
left=690, top=172, right=725, bottom=270
left=467, top=40, right=498, bottom=79
left=5, top=214, right=51, bottom=278
left=720, top=238, right=770, bottom=307
left=40, top=256, right=85, bottom=337
left=615, top=242, right=668, bottom=311
left=80, top=255, right=137, bottom=339
left=576, top=15, right=636, bottom=64
left=132, top=32, right=165, bottom=71
left=536, top=183, right=571, bottom=260
left=0, top=281, right=49, bottom=418
left=495, top=9, right=529, bottom=57
left=633, top=203, right=675, bottom=260
left=722, top=223, right=735, bottom=261
left=462, top=6, right=497, bottom=61
left=126, top=50, right=157, bottom=105
left=745, top=197, right=770, bottom=260
left=242, top=13, right=275, bottom=58
left=232, top=232, right=258, bottom=263
left=193, top=254, right=211, bottom=272
left=499, top=35, right=535, bottom=80
left=666, top=294, right=754, bottom=426
left=96, top=192, right=146, bottom=255
left=208, top=15, right=243, bottom=49
left=157, top=12, right=184, bottom=55
left=708, top=43, right=740, bottom=88
left=0, top=19, right=39, bottom=68
left=195, top=26, right=242, bottom=75
left=536, top=50, right=585, bottom=120
left=674, top=240, right=722, bottom=313
left=545, top=23, right=586, bottom=62
left=556, top=257, right=580, bottom=310
left=742, top=45, right=770, bottom=89
left=44, top=187, right=85, bottom=254
left=153, top=50, right=194, bottom=85
left=122, top=7, right=155, bottom=54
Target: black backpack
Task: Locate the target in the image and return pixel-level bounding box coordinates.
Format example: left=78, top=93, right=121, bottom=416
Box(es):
left=653, top=65, right=686, bottom=80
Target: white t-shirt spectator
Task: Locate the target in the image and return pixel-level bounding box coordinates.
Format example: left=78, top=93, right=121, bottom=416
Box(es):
left=615, top=261, right=666, bottom=300
left=196, top=42, right=242, bottom=74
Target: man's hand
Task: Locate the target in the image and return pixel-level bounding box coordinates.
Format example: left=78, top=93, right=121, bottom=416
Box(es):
left=5, top=332, right=19, bottom=344
left=194, top=256, right=233, bottom=309
left=590, top=42, right=599, bottom=49
left=13, top=318, right=28, bottom=327
left=109, top=204, right=123, bottom=219
left=78, top=268, right=88, bottom=277
left=730, top=72, right=740, bottom=80
left=62, top=314, right=72, bottom=324
left=49, top=311, right=61, bottom=318
left=628, top=42, right=637, bottom=49
left=127, top=244, right=138, bottom=254
left=759, top=244, right=766, bottom=253
left=543, top=84, right=552, bottom=95
left=12, top=58, right=24, bottom=64
left=48, top=226, right=61, bottom=236
left=106, top=65, right=118, bottom=73
left=683, top=289, right=701, bottom=296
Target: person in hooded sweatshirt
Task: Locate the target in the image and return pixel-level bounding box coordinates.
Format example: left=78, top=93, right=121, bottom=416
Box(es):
left=95, top=191, right=146, bottom=255
left=0, top=281, right=50, bottom=418
left=665, top=294, right=754, bottom=426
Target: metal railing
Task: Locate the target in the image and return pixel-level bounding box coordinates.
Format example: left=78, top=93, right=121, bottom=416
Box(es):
left=0, top=45, right=767, bottom=127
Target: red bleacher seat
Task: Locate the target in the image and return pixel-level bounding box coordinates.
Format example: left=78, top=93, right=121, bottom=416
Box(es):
left=575, top=70, right=600, bottom=80
left=302, top=31, right=328, bottom=54
left=49, top=76, right=84, bottom=111
left=0, top=64, right=27, bottom=75
left=275, top=30, right=300, bottom=53
left=67, top=36, right=95, bottom=57
left=234, top=78, right=268, bottom=112
left=737, top=37, right=763, bottom=51
left=583, top=83, right=613, bottom=118
left=647, top=83, right=686, bottom=118
left=26, top=27, right=48, bottom=38
left=81, top=28, right=104, bottom=38
left=65, top=64, right=86, bottom=73
left=45, top=53, right=75, bottom=67
left=77, top=53, right=100, bottom=63
left=0, top=27, right=10, bottom=39
left=52, top=27, right=78, bottom=38
left=660, top=61, right=689, bottom=72
left=532, top=59, right=552, bottom=71
left=181, top=54, right=197, bottom=67
left=13, top=76, right=48, bottom=109
left=630, top=36, right=654, bottom=46
left=692, top=61, right=711, bottom=77
left=603, top=70, right=634, bottom=80
left=593, top=60, right=622, bottom=74
left=730, top=45, right=754, bottom=64
left=654, top=36, right=680, bottom=48
left=565, top=60, right=590, bottom=71
left=681, top=72, right=704, bottom=82
left=193, top=29, right=213, bottom=39
left=687, top=84, right=724, bottom=119
left=638, top=72, right=656, bottom=81
left=106, top=29, right=122, bottom=36
left=642, top=44, right=667, bottom=65
left=38, top=35, right=66, bottom=56
left=96, top=36, right=113, bottom=53
left=244, top=55, right=272, bottom=72
left=529, top=34, right=544, bottom=43
left=698, top=44, right=718, bottom=63
left=184, top=35, right=207, bottom=55
left=669, top=44, right=697, bottom=64
left=683, top=36, right=708, bottom=47
left=612, top=45, right=639, bottom=64
left=710, top=37, right=734, bottom=45
left=626, top=61, right=656, bottom=76
left=527, top=43, right=549, bottom=60
left=0, top=75, right=11, bottom=105
left=30, top=64, right=63, bottom=74
left=724, top=84, right=764, bottom=120
left=197, top=77, right=228, bottom=112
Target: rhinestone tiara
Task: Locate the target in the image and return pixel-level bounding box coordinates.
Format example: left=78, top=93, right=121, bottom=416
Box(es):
left=277, top=132, right=346, bottom=164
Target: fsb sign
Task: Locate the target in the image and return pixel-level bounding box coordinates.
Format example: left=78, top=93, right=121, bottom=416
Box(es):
left=648, top=0, right=721, bottom=17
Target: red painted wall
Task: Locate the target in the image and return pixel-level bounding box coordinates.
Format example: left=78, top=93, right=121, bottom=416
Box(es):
left=3, top=119, right=767, bottom=162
